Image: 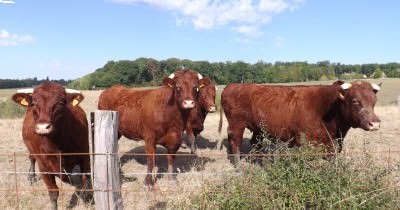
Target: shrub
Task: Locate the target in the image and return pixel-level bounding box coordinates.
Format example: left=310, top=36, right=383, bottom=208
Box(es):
left=175, top=137, right=400, bottom=209
left=0, top=98, right=25, bottom=118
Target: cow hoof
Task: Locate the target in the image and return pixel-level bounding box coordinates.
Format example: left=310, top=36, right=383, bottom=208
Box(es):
left=67, top=193, right=79, bottom=209
left=190, top=149, right=197, bottom=155
left=143, top=184, right=159, bottom=192
left=168, top=177, right=179, bottom=187
left=28, top=174, right=37, bottom=185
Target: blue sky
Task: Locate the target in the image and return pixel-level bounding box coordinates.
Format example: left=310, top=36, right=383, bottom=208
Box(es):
left=0, top=0, right=399, bottom=80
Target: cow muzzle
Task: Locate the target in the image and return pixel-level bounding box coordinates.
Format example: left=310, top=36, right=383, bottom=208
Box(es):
left=367, top=121, right=380, bottom=131
left=35, top=123, right=53, bottom=135
left=208, top=106, right=216, bottom=113
left=183, top=100, right=195, bottom=109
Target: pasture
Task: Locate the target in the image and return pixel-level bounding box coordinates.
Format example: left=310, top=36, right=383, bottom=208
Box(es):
left=0, top=78, right=399, bottom=209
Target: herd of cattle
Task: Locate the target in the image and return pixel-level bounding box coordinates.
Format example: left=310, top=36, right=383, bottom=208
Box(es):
left=11, top=69, right=381, bottom=209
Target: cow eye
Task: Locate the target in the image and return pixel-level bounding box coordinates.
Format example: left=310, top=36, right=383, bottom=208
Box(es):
left=352, top=99, right=360, bottom=105
left=193, top=86, right=199, bottom=92
left=59, top=101, right=66, bottom=106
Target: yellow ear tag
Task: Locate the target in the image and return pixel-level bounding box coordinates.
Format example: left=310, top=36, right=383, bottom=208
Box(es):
left=168, top=83, right=173, bottom=88
left=20, top=98, right=29, bottom=106
left=72, top=99, right=79, bottom=107
left=199, top=84, right=205, bottom=89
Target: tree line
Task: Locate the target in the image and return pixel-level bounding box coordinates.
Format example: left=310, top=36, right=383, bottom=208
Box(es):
left=0, top=77, right=72, bottom=89
left=2, top=58, right=399, bottom=89
left=68, top=58, right=400, bottom=89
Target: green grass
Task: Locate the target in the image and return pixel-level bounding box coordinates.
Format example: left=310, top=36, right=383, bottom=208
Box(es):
left=0, top=89, right=16, bottom=102
left=174, top=139, right=400, bottom=209
left=0, top=98, right=26, bottom=119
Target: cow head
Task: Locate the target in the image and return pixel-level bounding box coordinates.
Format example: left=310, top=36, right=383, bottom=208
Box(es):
left=162, top=71, right=203, bottom=110
left=198, top=77, right=217, bottom=113
left=335, top=80, right=381, bottom=131
left=12, top=82, right=84, bottom=135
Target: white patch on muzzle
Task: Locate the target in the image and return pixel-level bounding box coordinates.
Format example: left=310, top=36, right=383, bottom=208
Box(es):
left=208, top=106, right=216, bottom=112
left=368, top=121, right=380, bottom=131
left=35, top=123, right=52, bottom=135
left=183, top=100, right=195, bottom=109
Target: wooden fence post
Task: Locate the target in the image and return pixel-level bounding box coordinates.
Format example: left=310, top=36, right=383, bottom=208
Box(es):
left=91, top=110, right=123, bottom=210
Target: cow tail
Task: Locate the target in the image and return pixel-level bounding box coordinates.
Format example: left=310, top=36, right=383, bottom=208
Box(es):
left=218, top=103, right=223, bottom=134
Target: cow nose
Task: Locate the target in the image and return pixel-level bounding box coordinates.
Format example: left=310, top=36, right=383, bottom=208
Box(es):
left=183, top=100, right=195, bottom=109
left=208, top=106, right=216, bottom=113
left=35, top=123, right=53, bottom=135
left=368, top=121, right=380, bottom=131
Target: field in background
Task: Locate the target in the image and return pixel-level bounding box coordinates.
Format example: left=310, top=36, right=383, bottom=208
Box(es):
left=0, top=78, right=399, bottom=209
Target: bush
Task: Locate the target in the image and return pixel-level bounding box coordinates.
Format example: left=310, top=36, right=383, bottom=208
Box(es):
left=0, top=99, right=25, bottom=118
left=175, top=138, right=400, bottom=209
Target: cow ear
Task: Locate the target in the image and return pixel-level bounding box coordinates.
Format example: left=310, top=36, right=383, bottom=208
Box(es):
left=12, top=93, right=32, bottom=107
left=198, top=77, right=211, bottom=89
left=162, top=77, right=175, bottom=88
left=67, top=93, right=84, bottom=107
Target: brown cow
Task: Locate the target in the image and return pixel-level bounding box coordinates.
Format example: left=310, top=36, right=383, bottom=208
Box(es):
left=183, top=76, right=217, bottom=154
left=12, top=82, right=92, bottom=210
left=98, top=69, right=207, bottom=188
left=219, top=80, right=381, bottom=164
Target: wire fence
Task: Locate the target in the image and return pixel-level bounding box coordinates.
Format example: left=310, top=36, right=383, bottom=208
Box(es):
left=0, top=150, right=399, bottom=209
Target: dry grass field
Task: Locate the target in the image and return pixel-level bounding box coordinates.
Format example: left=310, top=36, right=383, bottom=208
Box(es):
left=0, top=78, right=399, bottom=209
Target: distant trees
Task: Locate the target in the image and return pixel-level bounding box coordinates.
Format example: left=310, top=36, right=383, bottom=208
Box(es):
left=67, top=58, right=400, bottom=89
left=2, top=58, right=399, bottom=90
left=0, top=77, right=72, bottom=89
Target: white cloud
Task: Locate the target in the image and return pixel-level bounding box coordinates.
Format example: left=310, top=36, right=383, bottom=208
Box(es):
left=0, top=0, right=16, bottom=4
left=0, top=29, right=34, bottom=46
left=233, top=25, right=264, bottom=38
left=113, top=0, right=305, bottom=37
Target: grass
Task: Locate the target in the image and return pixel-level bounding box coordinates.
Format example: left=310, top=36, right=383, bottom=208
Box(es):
left=0, top=98, right=25, bottom=119
left=175, top=139, right=400, bottom=209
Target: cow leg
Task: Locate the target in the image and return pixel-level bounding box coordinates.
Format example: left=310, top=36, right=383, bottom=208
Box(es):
left=160, top=132, right=181, bottom=182
left=41, top=174, right=59, bottom=210
left=227, top=125, right=245, bottom=166
left=187, top=128, right=197, bottom=154
left=250, top=132, right=263, bottom=152
left=68, top=159, right=93, bottom=208
left=80, top=156, right=93, bottom=204
left=166, top=150, right=178, bottom=183
left=79, top=157, right=93, bottom=204
left=144, top=141, right=157, bottom=190
left=28, top=156, right=37, bottom=184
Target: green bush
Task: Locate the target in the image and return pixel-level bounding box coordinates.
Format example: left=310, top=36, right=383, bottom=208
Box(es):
left=175, top=139, right=400, bottom=209
left=0, top=99, right=25, bottom=118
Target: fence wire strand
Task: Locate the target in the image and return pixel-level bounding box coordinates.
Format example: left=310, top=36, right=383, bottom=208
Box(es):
left=1, top=150, right=399, bottom=209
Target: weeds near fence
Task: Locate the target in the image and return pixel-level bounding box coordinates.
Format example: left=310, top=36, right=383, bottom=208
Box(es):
left=176, top=138, right=400, bottom=209
left=0, top=98, right=25, bottom=119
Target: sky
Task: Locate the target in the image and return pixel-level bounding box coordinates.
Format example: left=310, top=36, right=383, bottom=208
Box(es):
left=0, top=0, right=399, bottom=80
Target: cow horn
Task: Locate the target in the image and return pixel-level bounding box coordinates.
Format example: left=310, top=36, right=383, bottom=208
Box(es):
left=168, top=73, right=175, bottom=79
left=65, top=88, right=81, bottom=94
left=197, top=73, right=203, bottom=80
left=340, top=83, right=352, bottom=90
left=371, top=83, right=381, bottom=91
left=17, top=88, right=34, bottom=93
